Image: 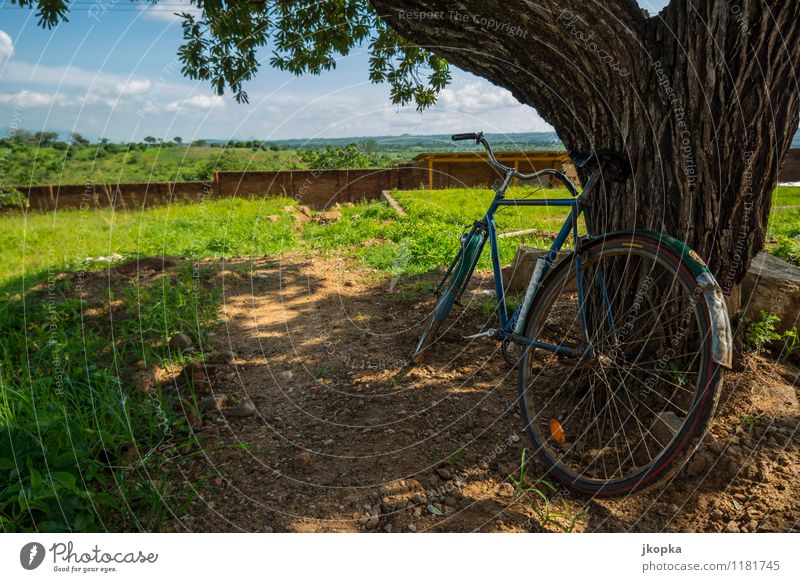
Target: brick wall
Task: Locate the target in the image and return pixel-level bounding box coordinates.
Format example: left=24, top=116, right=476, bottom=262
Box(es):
left=10, top=148, right=800, bottom=213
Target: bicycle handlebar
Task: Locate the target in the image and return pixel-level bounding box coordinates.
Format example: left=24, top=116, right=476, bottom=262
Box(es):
left=452, top=131, right=579, bottom=195
left=451, top=133, right=480, bottom=142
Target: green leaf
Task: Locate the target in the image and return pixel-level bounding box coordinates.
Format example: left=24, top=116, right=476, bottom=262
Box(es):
left=50, top=471, right=77, bottom=492
left=0, top=457, right=15, bottom=470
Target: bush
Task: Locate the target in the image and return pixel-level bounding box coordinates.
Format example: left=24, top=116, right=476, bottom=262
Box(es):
left=0, top=186, right=28, bottom=209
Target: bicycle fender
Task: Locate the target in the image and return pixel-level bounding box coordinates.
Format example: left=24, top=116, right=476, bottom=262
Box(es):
left=450, top=230, right=485, bottom=291
left=585, top=230, right=733, bottom=369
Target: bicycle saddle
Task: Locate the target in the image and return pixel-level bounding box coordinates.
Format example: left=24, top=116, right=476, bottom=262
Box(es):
left=568, top=149, right=630, bottom=182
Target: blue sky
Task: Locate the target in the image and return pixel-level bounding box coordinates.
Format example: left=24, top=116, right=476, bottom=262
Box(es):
left=0, top=1, right=670, bottom=142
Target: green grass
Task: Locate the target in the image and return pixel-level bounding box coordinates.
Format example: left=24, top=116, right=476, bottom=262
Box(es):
left=0, top=262, right=221, bottom=532
left=0, top=196, right=298, bottom=284
left=303, top=186, right=576, bottom=276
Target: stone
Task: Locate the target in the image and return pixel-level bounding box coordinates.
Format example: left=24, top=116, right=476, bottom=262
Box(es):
left=685, top=449, right=714, bottom=478
left=199, top=394, right=229, bottom=413
left=499, top=483, right=515, bottom=497
left=365, top=515, right=380, bottom=530
left=652, top=411, right=682, bottom=447
left=315, top=210, right=342, bottom=223
left=501, top=247, right=569, bottom=293
left=266, top=215, right=280, bottom=222
left=435, top=467, right=453, bottom=480
left=279, top=370, right=293, bottom=382
left=293, top=452, right=312, bottom=468
left=209, top=351, right=236, bottom=365
left=739, top=252, right=800, bottom=332
left=225, top=401, right=257, bottom=417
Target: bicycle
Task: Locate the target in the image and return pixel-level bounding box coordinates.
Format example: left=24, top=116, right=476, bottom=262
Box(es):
left=411, top=132, right=732, bottom=496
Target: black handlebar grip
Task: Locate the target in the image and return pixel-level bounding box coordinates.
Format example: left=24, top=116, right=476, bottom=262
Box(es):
left=451, top=133, right=478, bottom=141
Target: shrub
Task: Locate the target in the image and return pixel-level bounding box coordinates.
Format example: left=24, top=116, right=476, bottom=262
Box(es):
left=742, top=310, right=781, bottom=353
left=0, top=186, right=28, bottom=209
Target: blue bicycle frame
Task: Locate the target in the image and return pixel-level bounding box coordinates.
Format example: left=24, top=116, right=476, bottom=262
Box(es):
left=443, top=151, right=607, bottom=359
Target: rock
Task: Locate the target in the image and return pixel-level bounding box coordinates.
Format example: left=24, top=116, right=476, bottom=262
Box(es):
left=652, top=411, right=682, bottom=446
left=499, top=483, right=515, bottom=497
left=501, top=247, right=569, bottom=294
left=209, top=351, right=235, bottom=365
left=293, top=452, right=312, bottom=468
left=226, top=401, right=257, bottom=417
left=444, top=496, right=457, bottom=507
left=199, top=394, right=229, bottom=413
left=297, top=205, right=313, bottom=217
left=724, top=520, right=740, bottom=533
left=685, top=449, right=714, bottom=478
left=740, top=252, right=800, bottom=331
left=315, top=210, right=342, bottom=223
left=266, top=215, right=280, bottom=222
left=435, top=467, right=453, bottom=480
left=279, top=370, right=293, bottom=382
left=408, top=522, right=417, bottom=532
left=365, top=515, right=380, bottom=530
left=282, top=205, right=296, bottom=213
left=168, top=332, right=194, bottom=353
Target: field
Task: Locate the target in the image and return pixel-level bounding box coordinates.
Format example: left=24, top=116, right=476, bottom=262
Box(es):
left=0, top=185, right=798, bottom=532
left=0, top=141, right=405, bottom=187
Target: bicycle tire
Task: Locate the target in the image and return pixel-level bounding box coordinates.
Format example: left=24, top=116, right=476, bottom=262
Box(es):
left=518, top=232, right=724, bottom=496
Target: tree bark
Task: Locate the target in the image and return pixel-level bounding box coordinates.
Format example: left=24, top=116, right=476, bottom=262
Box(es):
left=371, top=0, right=800, bottom=311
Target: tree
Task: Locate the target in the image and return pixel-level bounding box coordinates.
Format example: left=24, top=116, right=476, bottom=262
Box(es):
left=69, top=132, right=90, bottom=147
left=19, top=0, right=800, bottom=303
left=143, top=136, right=159, bottom=146
left=34, top=131, right=60, bottom=145
left=174, top=136, right=184, bottom=145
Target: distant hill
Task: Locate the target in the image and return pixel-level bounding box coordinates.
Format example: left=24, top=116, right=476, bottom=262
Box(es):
left=5, top=128, right=800, bottom=150
left=211, top=128, right=800, bottom=151
left=203, top=131, right=565, bottom=151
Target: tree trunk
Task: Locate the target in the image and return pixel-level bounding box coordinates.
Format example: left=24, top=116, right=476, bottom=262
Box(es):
left=371, top=0, right=800, bottom=312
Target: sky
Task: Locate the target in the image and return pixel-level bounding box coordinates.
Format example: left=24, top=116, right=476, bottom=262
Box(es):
left=0, top=1, right=670, bottom=142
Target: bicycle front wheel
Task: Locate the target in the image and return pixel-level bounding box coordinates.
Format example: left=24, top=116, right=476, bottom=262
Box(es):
left=518, top=232, right=723, bottom=496
left=410, top=228, right=485, bottom=364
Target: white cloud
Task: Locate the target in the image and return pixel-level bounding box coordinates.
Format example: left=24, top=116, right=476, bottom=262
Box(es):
left=0, top=30, right=13, bottom=68
left=116, top=79, right=152, bottom=96
left=139, top=1, right=203, bottom=23
left=437, top=80, right=520, bottom=114
left=164, top=94, right=225, bottom=112
left=0, top=90, right=68, bottom=108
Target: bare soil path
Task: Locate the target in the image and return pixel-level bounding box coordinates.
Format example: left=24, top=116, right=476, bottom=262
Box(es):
left=173, top=254, right=800, bottom=533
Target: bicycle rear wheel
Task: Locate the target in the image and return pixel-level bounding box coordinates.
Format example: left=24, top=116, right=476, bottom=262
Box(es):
left=518, top=232, right=723, bottom=496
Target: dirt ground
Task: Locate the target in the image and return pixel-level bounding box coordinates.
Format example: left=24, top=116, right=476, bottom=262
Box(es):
left=152, top=253, right=800, bottom=533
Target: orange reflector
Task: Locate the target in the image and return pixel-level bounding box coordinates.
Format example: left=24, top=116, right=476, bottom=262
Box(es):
left=549, top=418, right=566, bottom=444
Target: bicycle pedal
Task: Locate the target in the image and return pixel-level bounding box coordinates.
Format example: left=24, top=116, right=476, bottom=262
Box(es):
left=462, top=328, right=497, bottom=340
